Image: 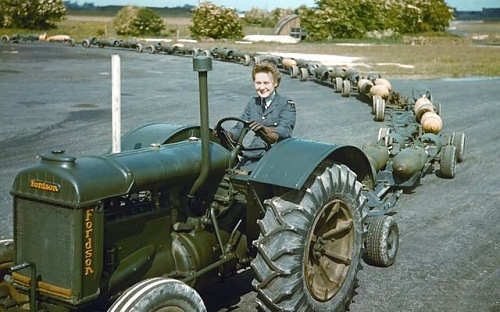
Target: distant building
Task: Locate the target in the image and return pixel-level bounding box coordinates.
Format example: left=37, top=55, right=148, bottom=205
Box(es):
left=274, top=14, right=307, bottom=40
left=454, top=7, right=500, bottom=19
left=482, top=8, right=500, bottom=18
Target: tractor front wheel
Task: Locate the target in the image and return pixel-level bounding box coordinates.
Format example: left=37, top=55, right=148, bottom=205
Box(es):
left=251, top=164, right=365, bottom=312
left=108, top=278, right=206, bottom=312
left=0, top=239, right=14, bottom=280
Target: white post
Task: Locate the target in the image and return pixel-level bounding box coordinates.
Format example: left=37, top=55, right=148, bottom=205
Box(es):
left=111, top=54, right=121, bottom=153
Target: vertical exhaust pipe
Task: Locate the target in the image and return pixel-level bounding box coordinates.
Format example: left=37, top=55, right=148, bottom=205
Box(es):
left=189, top=56, right=213, bottom=197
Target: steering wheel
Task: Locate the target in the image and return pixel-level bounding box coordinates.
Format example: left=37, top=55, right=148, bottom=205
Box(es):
left=214, top=117, right=270, bottom=152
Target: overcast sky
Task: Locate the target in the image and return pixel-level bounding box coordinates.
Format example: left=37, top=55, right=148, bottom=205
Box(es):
left=85, top=0, right=500, bottom=11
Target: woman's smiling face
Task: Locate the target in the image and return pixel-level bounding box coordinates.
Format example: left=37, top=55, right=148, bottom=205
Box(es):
left=254, top=72, right=276, bottom=98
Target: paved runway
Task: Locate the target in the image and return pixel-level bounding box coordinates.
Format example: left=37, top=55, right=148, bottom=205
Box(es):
left=1, top=42, right=499, bottom=312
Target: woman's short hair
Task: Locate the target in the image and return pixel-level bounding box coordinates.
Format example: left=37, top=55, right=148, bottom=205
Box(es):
left=252, top=62, right=281, bottom=87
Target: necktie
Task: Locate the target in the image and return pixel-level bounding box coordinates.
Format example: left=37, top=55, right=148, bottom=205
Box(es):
left=262, top=98, right=271, bottom=110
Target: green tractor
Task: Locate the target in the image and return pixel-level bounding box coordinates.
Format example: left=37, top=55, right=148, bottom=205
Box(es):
left=0, top=57, right=399, bottom=312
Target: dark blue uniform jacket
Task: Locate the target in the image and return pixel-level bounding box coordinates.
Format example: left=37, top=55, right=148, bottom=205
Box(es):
left=231, top=92, right=296, bottom=160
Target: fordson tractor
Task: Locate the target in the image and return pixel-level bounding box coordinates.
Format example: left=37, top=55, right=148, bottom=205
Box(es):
left=0, top=57, right=399, bottom=312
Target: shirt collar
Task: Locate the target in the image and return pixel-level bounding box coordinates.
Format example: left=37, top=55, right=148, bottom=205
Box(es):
left=262, top=91, right=276, bottom=108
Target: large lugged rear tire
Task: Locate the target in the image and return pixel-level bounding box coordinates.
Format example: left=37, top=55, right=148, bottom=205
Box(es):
left=251, top=164, right=365, bottom=312
left=108, top=278, right=206, bottom=312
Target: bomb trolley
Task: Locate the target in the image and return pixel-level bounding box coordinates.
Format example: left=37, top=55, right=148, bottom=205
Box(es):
left=363, top=91, right=465, bottom=219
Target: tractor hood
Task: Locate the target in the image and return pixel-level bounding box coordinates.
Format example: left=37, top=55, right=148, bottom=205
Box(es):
left=11, top=140, right=230, bottom=208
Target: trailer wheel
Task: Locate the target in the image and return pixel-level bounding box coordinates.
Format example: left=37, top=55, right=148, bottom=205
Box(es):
left=364, top=216, right=399, bottom=267
left=299, top=67, right=309, bottom=81
left=371, top=95, right=379, bottom=114
left=108, top=278, right=206, bottom=312
left=289, top=65, right=299, bottom=78
left=440, top=145, right=456, bottom=179
left=1, top=35, right=9, bottom=43
left=450, top=132, right=465, bottom=162
left=374, top=97, right=385, bottom=121
left=341, top=80, right=351, bottom=97
left=334, top=77, right=343, bottom=93
left=242, top=54, right=251, bottom=66
left=252, top=164, right=364, bottom=312
left=81, top=39, right=90, bottom=48
left=377, top=127, right=392, bottom=146
left=188, top=48, right=199, bottom=56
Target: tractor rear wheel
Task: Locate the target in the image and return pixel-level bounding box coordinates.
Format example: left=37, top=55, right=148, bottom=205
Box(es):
left=108, top=278, right=206, bottom=312
left=251, top=164, right=365, bottom=312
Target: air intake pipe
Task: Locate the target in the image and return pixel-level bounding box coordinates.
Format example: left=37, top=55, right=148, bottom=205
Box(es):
left=189, top=56, right=213, bottom=197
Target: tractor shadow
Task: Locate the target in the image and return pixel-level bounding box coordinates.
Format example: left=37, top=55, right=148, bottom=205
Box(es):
left=198, top=268, right=256, bottom=312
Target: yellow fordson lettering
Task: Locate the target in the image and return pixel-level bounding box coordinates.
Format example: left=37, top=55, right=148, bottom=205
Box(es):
left=30, top=179, right=60, bottom=192
left=84, top=209, right=95, bottom=275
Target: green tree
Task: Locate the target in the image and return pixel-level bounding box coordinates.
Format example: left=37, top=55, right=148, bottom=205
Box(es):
left=270, top=8, right=294, bottom=27
left=189, top=3, right=243, bottom=40
left=113, top=6, right=165, bottom=36
left=420, top=0, right=454, bottom=32
left=0, top=0, right=66, bottom=29
left=299, top=0, right=453, bottom=40
left=243, top=8, right=269, bottom=26
left=243, top=7, right=294, bottom=28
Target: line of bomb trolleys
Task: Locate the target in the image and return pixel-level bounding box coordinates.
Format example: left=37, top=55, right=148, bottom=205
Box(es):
left=1, top=34, right=466, bottom=263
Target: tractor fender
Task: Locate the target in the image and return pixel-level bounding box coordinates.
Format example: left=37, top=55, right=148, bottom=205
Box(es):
left=120, top=123, right=219, bottom=151
left=250, top=138, right=375, bottom=190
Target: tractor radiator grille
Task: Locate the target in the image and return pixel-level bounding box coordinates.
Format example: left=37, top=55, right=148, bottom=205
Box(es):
left=15, top=199, right=76, bottom=290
